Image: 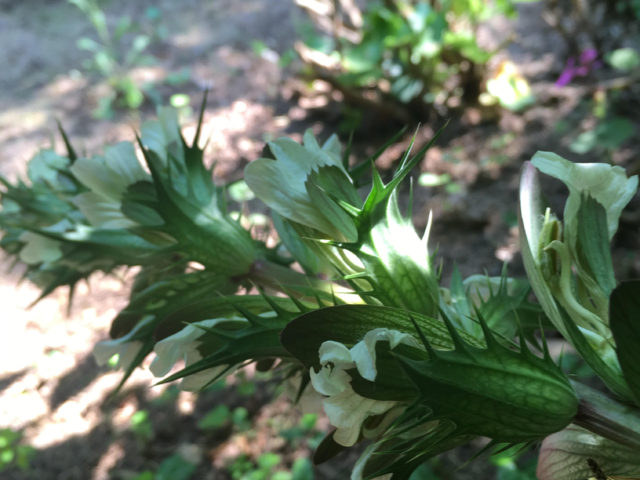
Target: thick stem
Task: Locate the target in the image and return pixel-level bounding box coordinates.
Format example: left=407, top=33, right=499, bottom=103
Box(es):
left=246, top=259, right=362, bottom=305
left=572, top=380, right=640, bottom=450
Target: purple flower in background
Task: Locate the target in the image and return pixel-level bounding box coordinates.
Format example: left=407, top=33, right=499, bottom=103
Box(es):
left=556, top=48, right=602, bottom=86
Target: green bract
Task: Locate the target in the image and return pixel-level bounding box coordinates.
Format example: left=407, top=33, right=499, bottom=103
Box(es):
left=532, top=152, right=637, bottom=242
left=519, top=154, right=639, bottom=400
left=70, top=142, right=150, bottom=229
left=398, top=318, right=578, bottom=443
left=245, top=131, right=359, bottom=243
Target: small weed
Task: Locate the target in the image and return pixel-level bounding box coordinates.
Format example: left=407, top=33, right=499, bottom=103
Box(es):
left=0, top=429, right=35, bottom=472
left=198, top=405, right=231, bottom=430
left=130, top=410, right=154, bottom=444
left=68, top=0, right=159, bottom=118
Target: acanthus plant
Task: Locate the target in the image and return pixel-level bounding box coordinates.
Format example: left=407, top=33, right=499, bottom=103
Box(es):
left=2, top=101, right=640, bottom=479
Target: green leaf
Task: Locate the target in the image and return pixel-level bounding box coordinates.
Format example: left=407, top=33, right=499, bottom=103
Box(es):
left=446, top=265, right=474, bottom=333
left=257, top=452, right=281, bottom=470
left=153, top=296, right=302, bottom=389
left=568, top=129, right=597, bottom=154
left=155, top=453, right=197, bottom=480
left=599, top=117, right=635, bottom=150
left=70, top=142, right=149, bottom=200
left=406, top=463, right=440, bottom=480
left=198, top=405, right=230, bottom=430
left=610, top=280, right=640, bottom=406
left=227, top=179, right=255, bottom=202
left=463, top=271, right=532, bottom=340
left=131, top=471, right=154, bottom=480
left=140, top=107, right=182, bottom=164
left=360, top=126, right=445, bottom=226
left=76, top=36, right=101, bottom=52
left=573, top=117, right=636, bottom=154
left=291, top=458, right=314, bottom=480
left=605, top=47, right=640, bottom=71
left=27, top=150, right=71, bottom=186
left=271, top=212, right=322, bottom=274
left=130, top=410, right=153, bottom=441
left=138, top=141, right=258, bottom=275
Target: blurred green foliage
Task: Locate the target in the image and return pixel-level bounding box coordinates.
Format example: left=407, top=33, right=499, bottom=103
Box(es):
left=131, top=453, right=198, bottom=480
left=68, top=0, right=167, bottom=118
left=130, top=409, right=154, bottom=444
left=565, top=47, right=640, bottom=159
left=228, top=453, right=314, bottom=480
left=0, top=429, right=34, bottom=473
left=297, top=0, right=525, bottom=123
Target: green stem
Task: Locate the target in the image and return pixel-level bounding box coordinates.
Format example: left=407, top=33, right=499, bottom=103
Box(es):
left=572, top=381, right=640, bottom=450
left=246, top=259, right=362, bottom=305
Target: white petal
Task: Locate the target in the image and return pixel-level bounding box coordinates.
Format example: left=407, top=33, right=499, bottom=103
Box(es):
left=318, top=341, right=354, bottom=369
left=93, top=339, right=123, bottom=366
left=309, top=365, right=351, bottom=396
left=351, top=328, right=420, bottom=381
left=93, top=315, right=153, bottom=368
left=116, top=341, right=144, bottom=370
left=324, top=389, right=396, bottom=447
left=93, top=339, right=143, bottom=371
left=150, top=317, right=245, bottom=377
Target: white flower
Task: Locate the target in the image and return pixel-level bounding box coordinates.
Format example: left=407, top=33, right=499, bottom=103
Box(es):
left=150, top=317, right=246, bottom=391
left=93, top=315, right=154, bottom=371
left=94, top=340, right=144, bottom=370
left=350, top=328, right=420, bottom=381
left=309, top=328, right=420, bottom=447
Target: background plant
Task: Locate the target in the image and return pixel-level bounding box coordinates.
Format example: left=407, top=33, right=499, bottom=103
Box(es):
left=69, top=0, right=158, bottom=118
left=295, top=0, right=525, bottom=126
left=0, top=429, right=34, bottom=473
